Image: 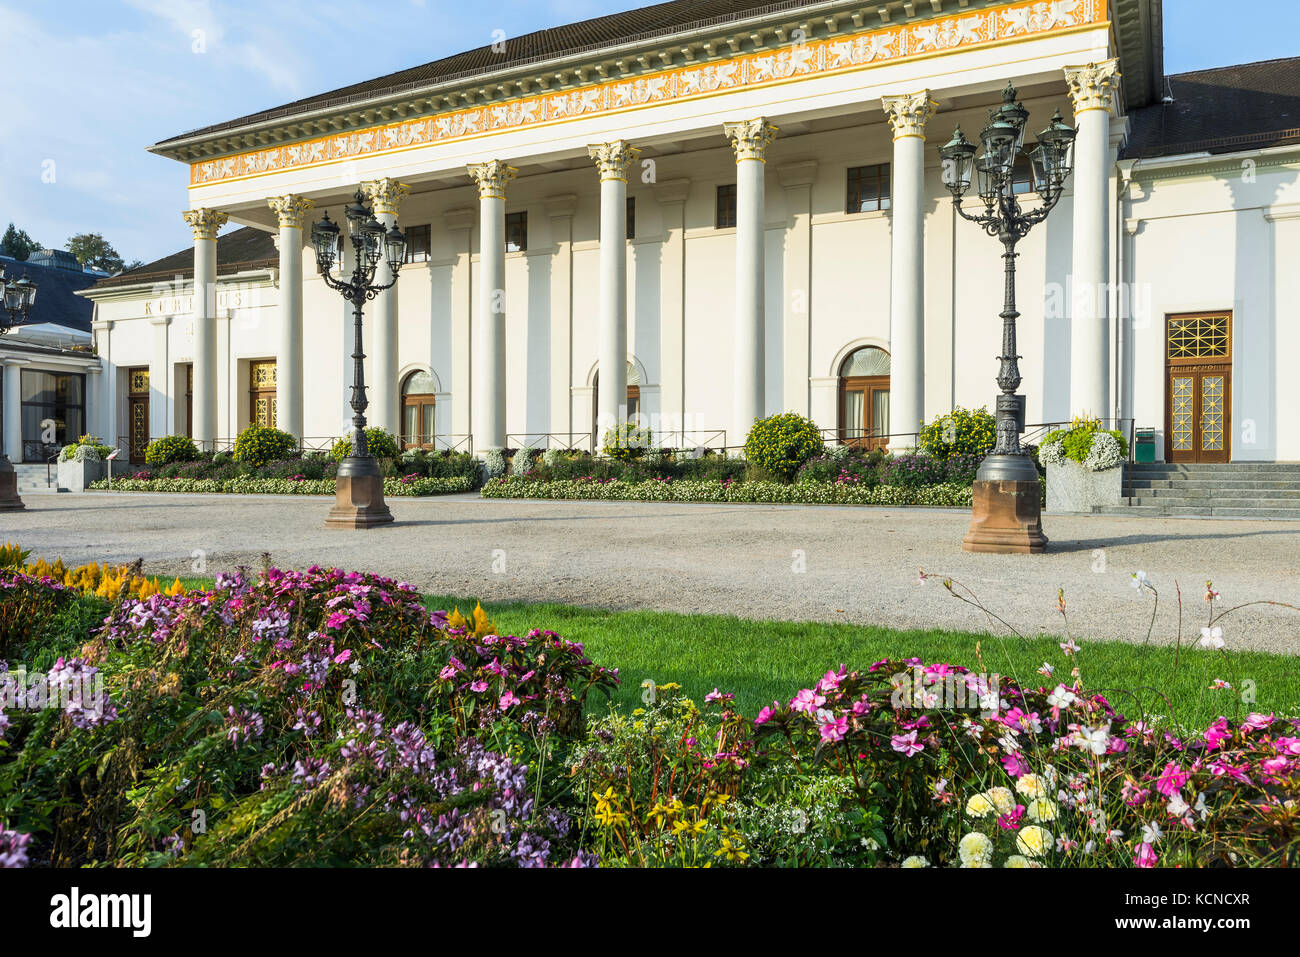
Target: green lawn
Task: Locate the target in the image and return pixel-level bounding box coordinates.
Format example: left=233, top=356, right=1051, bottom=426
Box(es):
left=423, top=594, right=1300, bottom=731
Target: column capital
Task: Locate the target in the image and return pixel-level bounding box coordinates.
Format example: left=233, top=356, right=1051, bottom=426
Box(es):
left=587, top=140, right=641, bottom=182
left=182, top=208, right=228, bottom=241
left=361, top=178, right=410, bottom=217
left=881, top=91, right=938, bottom=141
left=723, top=118, right=779, bottom=163
left=267, top=194, right=315, bottom=230
left=466, top=160, right=518, bottom=200
left=1064, top=59, right=1122, bottom=115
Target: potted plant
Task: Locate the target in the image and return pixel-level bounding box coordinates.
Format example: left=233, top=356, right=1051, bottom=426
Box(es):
left=56, top=435, right=112, bottom=492
left=1038, top=416, right=1128, bottom=512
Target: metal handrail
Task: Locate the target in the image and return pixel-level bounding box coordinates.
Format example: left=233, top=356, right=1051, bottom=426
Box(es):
left=398, top=434, right=474, bottom=454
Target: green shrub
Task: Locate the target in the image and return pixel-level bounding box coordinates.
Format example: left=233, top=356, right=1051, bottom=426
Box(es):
left=1039, top=416, right=1129, bottom=470
left=918, top=406, right=996, bottom=460
left=510, top=447, right=538, bottom=476
left=744, top=412, right=824, bottom=482
left=601, top=422, right=654, bottom=461
left=482, top=448, right=507, bottom=479
left=331, top=427, right=399, bottom=461
left=231, top=425, right=296, bottom=467
left=144, top=434, right=200, bottom=467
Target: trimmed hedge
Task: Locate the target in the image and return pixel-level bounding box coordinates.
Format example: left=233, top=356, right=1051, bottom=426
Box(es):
left=480, top=476, right=972, bottom=506
left=89, top=475, right=474, bottom=497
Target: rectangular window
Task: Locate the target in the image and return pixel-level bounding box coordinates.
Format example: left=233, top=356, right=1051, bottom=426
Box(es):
left=505, top=211, right=528, bottom=252
left=716, top=184, right=737, bottom=228
left=626, top=197, right=636, bottom=240
left=20, top=370, right=85, bottom=462
left=404, top=224, right=431, bottom=263
left=1010, top=152, right=1036, bottom=195
left=846, top=164, right=891, bottom=213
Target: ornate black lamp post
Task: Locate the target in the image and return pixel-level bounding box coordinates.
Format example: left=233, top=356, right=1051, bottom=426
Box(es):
left=938, top=83, right=1076, bottom=553
left=0, top=270, right=38, bottom=510
left=310, top=189, right=406, bottom=529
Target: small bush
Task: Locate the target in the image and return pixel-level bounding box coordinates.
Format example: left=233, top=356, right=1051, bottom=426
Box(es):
left=232, top=425, right=296, bottom=467
left=331, top=427, right=399, bottom=462
left=482, top=448, right=507, bottom=480
left=879, top=453, right=948, bottom=489
left=602, top=422, right=654, bottom=461
left=510, top=448, right=538, bottom=476
left=144, top=434, right=200, bottom=467
left=743, top=413, right=824, bottom=482
left=918, top=406, right=996, bottom=460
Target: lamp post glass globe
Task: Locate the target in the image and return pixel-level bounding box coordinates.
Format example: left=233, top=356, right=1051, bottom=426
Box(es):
left=0, top=271, right=38, bottom=334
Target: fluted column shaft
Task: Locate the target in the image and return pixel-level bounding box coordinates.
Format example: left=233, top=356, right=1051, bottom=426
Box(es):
left=589, top=141, right=640, bottom=435
left=1066, top=60, right=1121, bottom=420
left=268, top=195, right=313, bottom=442
left=882, top=91, right=936, bottom=448
left=183, top=208, right=227, bottom=449
left=467, top=161, right=517, bottom=452
left=362, top=179, right=409, bottom=437
left=724, top=118, right=778, bottom=448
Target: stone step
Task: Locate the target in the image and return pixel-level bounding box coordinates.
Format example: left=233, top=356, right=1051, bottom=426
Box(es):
left=1095, top=503, right=1300, bottom=520
left=11, top=465, right=56, bottom=492
left=1124, top=486, right=1300, bottom=499
left=1127, top=478, right=1300, bottom=489
left=1126, top=494, right=1300, bottom=508
left=1129, top=463, right=1300, bottom=473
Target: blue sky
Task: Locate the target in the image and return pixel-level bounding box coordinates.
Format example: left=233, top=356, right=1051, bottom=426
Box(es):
left=1, top=0, right=1295, bottom=267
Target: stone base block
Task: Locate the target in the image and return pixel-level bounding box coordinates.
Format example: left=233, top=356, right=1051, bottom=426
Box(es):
left=324, top=473, right=393, bottom=530
left=0, top=468, right=24, bottom=511
left=963, top=479, right=1047, bottom=554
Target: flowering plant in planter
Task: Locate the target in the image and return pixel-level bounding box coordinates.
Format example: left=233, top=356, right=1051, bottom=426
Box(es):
left=1039, top=415, right=1128, bottom=472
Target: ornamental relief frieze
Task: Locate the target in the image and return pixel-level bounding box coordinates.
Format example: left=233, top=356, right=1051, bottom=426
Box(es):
left=190, top=0, right=1104, bottom=187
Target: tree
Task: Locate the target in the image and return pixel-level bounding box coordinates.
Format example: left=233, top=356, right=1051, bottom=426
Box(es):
left=1, top=223, right=39, bottom=261
left=66, top=232, right=126, bottom=274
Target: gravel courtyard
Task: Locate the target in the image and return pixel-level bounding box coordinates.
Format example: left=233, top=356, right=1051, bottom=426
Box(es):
left=7, top=491, right=1300, bottom=653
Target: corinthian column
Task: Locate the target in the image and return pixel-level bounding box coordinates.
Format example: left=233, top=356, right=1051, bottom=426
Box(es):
left=362, top=178, right=410, bottom=438
left=182, top=207, right=228, bottom=449
left=466, top=160, right=517, bottom=452
left=1065, top=60, right=1121, bottom=420
left=267, top=194, right=313, bottom=442
left=588, top=140, right=641, bottom=436
left=881, top=91, right=936, bottom=448
left=723, top=118, right=778, bottom=448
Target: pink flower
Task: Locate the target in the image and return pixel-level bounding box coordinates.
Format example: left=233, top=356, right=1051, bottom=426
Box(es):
left=1001, top=752, right=1031, bottom=777
left=499, top=691, right=520, bottom=709
left=790, top=688, right=826, bottom=714
left=1203, top=717, right=1232, bottom=750
left=1242, top=712, right=1274, bottom=732
left=469, top=680, right=488, bottom=693
left=997, top=805, right=1026, bottom=830
left=891, top=730, right=923, bottom=757
left=754, top=702, right=779, bottom=726
left=1155, top=762, right=1189, bottom=798
left=819, top=714, right=849, bottom=743
left=1134, top=842, right=1158, bottom=868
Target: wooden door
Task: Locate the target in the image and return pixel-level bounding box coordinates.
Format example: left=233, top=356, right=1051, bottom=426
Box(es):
left=128, top=368, right=150, bottom=464
left=1165, top=313, right=1231, bottom=463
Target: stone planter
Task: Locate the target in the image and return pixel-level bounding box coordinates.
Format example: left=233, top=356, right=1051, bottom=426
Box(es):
left=56, top=458, right=107, bottom=493
left=1045, top=460, right=1124, bottom=513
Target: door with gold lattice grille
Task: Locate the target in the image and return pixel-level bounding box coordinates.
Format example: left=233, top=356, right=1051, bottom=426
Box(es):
left=128, top=368, right=150, bottom=465
left=1165, top=313, right=1230, bottom=464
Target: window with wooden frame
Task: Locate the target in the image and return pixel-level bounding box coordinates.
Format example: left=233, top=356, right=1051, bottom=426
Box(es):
left=838, top=347, right=891, bottom=450
left=505, top=211, right=528, bottom=252
left=404, top=224, right=431, bottom=263
left=846, top=164, right=891, bottom=213
left=401, top=370, right=438, bottom=449
left=249, top=360, right=277, bottom=429
left=716, top=184, right=737, bottom=228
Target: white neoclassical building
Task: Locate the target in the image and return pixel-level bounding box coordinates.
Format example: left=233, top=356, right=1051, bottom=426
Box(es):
left=79, top=0, right=1300, bottom=466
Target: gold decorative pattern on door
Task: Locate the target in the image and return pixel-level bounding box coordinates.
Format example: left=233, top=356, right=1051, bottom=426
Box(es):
left=127, top=367, right=150, bottom=464
left=249, top=360, right=278, bottom=429
left=1165, top=313, right=1230, bottom=464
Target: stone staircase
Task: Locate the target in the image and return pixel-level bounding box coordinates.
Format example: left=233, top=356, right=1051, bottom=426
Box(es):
left=1093, top=463, right=1300, bottom=519
left=11, top=464, right=59, bottom=493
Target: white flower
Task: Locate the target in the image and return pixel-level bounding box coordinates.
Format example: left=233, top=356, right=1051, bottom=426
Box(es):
left=1038, top=662, right=1055, bottom=678
left=986, top=787, right=1016, bottom=815
left=1060, top=638, right=1079, bottom=656
left=1084, top=431, right=1123, bottom=471
left=1015, top=825, right=1053, bottom=858
left=1038, top=440, right=1066, bottom=466
left=1004, top=854, right=1037, bottom=868
left=1167, top=794, right=1190, bottom=818
left=1026, top=798, right=1058, bottom=822
left=1073, top=724, right=1111, bottom=756
left=1047, top=685, right=1078, bottom=709
left=1199, top=626, right=1225, bottom=650
left=1016, top=774, right=1046, bottom=799
left=965, top=793, right=996, bottom=818
left=1194, top=791, right=1209, bottom=821
left=958, top=832, right=994, bottom=868
left=901, top=855, right=930, bottom=868
left=1131, top=570, right=1153, bottom=595
left=1140, top=821, right=1164, bottom=845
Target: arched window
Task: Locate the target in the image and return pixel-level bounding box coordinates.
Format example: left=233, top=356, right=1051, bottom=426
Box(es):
left=838, top=347, right=890, bottom=449
left=401, top=370, right=438, bottom=449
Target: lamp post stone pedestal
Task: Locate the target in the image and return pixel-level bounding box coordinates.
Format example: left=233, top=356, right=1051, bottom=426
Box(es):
left=0, top=459, right=23, bottom=511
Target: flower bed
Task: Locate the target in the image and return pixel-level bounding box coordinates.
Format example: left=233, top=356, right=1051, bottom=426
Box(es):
left=481, top=476, right=973, bottom=507
left=1, top=553, right=1296, bottom=868
left=88, top=475, right=475, bottom=496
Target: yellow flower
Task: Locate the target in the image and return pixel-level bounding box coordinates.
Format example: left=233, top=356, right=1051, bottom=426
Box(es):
left=714, top=837, right=749, bottom=862
left=965, top=793, right=996, bottom=818
left=1015, top=825, right=1053, bottom=858
left=1026, top=798, right=1058, bottom=823
left=1015, top=773, right=1046, bottom=799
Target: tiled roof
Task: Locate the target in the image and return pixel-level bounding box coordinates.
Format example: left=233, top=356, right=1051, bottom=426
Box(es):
left=90, top=226, right=278, bottom=289
left=155, top=0, right=812, bottom=145
left=0, top=255, right=97, bottom=334
left=1123, top=56, right=1300, bottom=159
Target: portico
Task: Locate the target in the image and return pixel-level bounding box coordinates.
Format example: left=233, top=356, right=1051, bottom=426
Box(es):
left=87, top=1, right=1172, bottom=463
